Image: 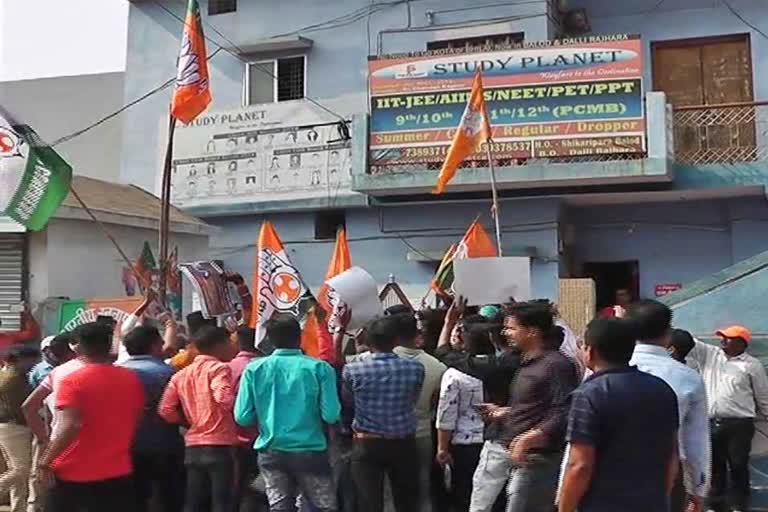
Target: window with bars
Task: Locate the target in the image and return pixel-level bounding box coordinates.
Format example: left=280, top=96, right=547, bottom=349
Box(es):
left=209, top=0, right=236, bottom=15
left=427, top=32, right=524, bottom=52
left=246, top=56, right=305, bottom=105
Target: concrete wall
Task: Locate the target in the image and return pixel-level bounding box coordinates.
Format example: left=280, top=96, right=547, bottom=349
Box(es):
left=123, top=0, right=552, bottom=191
left=209, top=197, right=561, bottom=304
left=29, top=217, right=209, bottom=332
left=0, top=72, right=125, bottom=182
left=575, top=0, right=768, bottom=100
left=568, top=196, right=768, bottom=299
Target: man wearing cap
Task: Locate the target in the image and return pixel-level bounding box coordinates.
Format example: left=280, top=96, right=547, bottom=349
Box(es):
left=686, top=325, right=768, bottom=512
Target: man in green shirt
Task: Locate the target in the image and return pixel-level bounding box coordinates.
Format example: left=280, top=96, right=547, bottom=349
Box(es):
left=234, top=314, right=341, bottom=512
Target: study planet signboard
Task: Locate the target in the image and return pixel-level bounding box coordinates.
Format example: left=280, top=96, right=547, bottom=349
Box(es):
left=368, top=34, right=645, bottom=164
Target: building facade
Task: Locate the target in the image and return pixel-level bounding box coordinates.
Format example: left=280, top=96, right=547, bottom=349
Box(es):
left=124, top=0, right=768, bottom=313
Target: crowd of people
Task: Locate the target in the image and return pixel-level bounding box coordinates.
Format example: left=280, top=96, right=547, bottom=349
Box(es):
left=0, top=294, right=764, bottom=512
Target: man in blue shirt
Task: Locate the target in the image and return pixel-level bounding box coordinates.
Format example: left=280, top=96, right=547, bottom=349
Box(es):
left=235, top=314, right=341, bottom=512
left=342, top=316, right=425, bottom=512
left=559, top=317, right=680, bottom=512
left=118, top=325, right=184, bottom=512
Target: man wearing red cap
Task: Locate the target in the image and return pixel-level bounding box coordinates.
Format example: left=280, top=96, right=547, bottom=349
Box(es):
left=686, top=325, right=768, bottom=512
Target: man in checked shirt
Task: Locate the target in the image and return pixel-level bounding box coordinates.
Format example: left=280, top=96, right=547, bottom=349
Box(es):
left=342, top=316, right=425, bottom=512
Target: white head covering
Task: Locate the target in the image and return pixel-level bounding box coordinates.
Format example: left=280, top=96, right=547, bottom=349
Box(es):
left=40, top=335, right=55, bottom=351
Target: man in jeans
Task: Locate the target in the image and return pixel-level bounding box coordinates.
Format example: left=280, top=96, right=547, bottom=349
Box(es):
left=0, top=346, right=39, bottom=512
left=159, top=326, right=238, bottom=512
left=235, top=315, right=340, bottom=512
left=471, top=301, right=578, bottom=512
left=118, top=325, right=184, bottom=512
left=343, top=316, right=425, bottom=512
left=39, top=323, right=144, bottom=512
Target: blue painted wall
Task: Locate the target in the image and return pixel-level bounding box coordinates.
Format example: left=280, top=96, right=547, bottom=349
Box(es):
left=568, top=196, right=768, bottom=299
left=208, top=197, right=561, bottom=302
left=122, top=0, right=552, bottom=191
left=574, top=0, right=768, bottom=100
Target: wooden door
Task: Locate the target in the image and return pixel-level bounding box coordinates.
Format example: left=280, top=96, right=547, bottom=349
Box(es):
left=653, top=35, right=754, bottom=161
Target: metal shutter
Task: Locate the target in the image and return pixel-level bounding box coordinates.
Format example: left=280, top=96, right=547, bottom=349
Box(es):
left=0, top=235, right=24, bottom=332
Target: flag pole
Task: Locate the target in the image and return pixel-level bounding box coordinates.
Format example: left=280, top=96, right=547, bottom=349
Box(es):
left=484, top=140, right=503, bottom=256
left=158, top=114, right=177, bottom=305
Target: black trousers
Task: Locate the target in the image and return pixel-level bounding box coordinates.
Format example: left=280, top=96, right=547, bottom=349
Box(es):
left=133, top=451, right=185, bottom=512
left=709, top=417, right=755, bottom=512
left=47, top=475, right=135, bottom=512
left=235, top=445, right=269, bottom=512
left=184, top=446, right=236, bottom=512
left=350, top=437, right=420, bottom=512
left=450, top=443, right=483, bottom=512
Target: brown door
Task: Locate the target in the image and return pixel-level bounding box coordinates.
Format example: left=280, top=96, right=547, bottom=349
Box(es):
left=652, top=35, right=754, bottom=162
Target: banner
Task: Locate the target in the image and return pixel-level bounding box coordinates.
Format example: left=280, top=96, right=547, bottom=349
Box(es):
left=368, top=34, right=644, bottom=164
left=58, top=297, right=144, bottom=333
left=166, top=102, right=354, bottom=209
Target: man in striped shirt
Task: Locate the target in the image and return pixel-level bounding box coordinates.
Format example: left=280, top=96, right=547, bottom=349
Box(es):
left=158, top=326, right=237, bottom=512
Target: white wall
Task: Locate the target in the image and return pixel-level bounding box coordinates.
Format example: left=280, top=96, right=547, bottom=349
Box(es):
left=0, top=73, right=126, bottom=182
left=29, top=217, right=209, bottom=318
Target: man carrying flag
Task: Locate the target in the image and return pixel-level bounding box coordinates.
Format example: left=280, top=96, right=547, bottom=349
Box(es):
left=250, top=222, right=318, bottom=355
left=433, top=70, right=492, bottom=194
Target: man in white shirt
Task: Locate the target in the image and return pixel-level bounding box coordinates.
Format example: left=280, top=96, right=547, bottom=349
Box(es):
left=685, top=325, right=768, bottom=512
left=627, top=300, right=710, bottom=512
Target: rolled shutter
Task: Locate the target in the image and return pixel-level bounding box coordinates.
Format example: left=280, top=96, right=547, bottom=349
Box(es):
left=0, top=235, right=24, bottom=331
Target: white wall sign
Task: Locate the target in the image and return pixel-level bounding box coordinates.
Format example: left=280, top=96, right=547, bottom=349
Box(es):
left=164, top=101, right=354, bottom=208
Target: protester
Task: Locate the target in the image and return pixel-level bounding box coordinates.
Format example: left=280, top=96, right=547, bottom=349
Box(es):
left=158, top=326, right=238, bottom=512
left=435, top=324, right=495, bottom=512
left=118, top=325, right=184, bottom=512
left=26, top=332, right=75, bottom=512
left=670, top=328, right=696, bottom=364
left=228, top=325, right=266, bottom=511
left=597, top=288, right=633, bottom=318
left=342, top=316, right=424, bottom=512
left=435, top=299, right=520, bottom=407
left=684, top=325, right=768, bottom=512
left=391, top=312, right=446, bottom=512
left=22, top=333, right=84, bottom=448
left=558, top=317, right=679, bottom=512
left=470, top=301, right=577, bottom=512
left=235, top=315, right=341, bottom=512
left=0, top=306, right=41, bottom=350
left=0, top=346, right=39, bottom=512
left=627, top=300, right=710, bottom=512
left=40, top=322, right=144, bottom=512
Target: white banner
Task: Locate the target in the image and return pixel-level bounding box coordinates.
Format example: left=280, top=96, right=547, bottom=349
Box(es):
left=164, top=100, right=355, bottom=208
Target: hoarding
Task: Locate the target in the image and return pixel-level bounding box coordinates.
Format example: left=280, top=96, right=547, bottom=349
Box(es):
left=166, top=101, right=355, bottom=208
left=368, top=34, right=644, bottom=164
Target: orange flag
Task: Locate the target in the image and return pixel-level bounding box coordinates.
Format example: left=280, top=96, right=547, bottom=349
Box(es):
left=456, top=219, right=498, bottom=258
left=171, top=0, right=212, bottom=124
left=250, top=221, right=319, bottom=355
left=316, top=229, right=352, bottom=364
left=433, top=70, right=492, bottom=194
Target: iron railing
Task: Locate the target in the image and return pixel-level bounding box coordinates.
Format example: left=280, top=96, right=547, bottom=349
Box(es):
left=673, top=101, right=768, bottom=165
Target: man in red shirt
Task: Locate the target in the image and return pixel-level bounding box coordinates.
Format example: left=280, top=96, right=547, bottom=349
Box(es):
left=159, top=326, right=238, bottom=512
left=38, top=322, right=144, bottom=512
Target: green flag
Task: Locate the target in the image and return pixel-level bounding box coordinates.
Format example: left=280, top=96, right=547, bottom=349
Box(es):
left=0, top=109, right=72, bottom=231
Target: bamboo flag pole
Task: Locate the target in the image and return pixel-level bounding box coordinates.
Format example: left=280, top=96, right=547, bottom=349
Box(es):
left=484, top=141, right=503, bottom=257
left=69, top=186, right=150, bottom=290
left=158, top=114, right=177, bottom=305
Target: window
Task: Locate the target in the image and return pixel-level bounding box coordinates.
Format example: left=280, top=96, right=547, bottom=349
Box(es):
left=427, top=32, right=524, bottom=52
left=246, top=56, right=305, bottom=105
left=209, top=0, right=236, bottom=15
left=314, top=210, right=346, bottom=240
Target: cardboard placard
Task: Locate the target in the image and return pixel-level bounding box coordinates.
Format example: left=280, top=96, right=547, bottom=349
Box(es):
left=454, top=257, right=531, bottom=306
left=326, top=267, right=382, bottom=330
